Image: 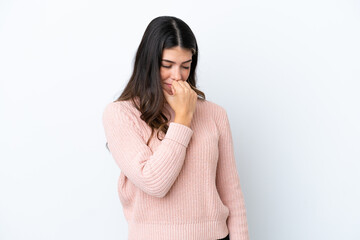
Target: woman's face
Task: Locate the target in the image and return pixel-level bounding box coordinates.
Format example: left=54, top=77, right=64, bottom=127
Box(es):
left=160, top=46, right=193, bottom=95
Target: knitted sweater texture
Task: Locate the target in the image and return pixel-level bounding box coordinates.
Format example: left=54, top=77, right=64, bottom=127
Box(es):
left=102, top=98, right=249, bottom=240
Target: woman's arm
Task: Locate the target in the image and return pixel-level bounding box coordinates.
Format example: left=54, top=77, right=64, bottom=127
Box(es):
left=102, top=102, right=193, bottom=198
left=216, top=107, right=249, bottom=240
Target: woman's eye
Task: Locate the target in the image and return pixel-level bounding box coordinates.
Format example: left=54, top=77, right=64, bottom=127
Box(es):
left=161, top=65, right=171, bottom=68
left=182, top=66, right=190, bottom=69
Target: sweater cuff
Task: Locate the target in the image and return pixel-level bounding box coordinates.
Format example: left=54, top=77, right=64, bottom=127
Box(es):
left=164, top=122, right=193, bottom=148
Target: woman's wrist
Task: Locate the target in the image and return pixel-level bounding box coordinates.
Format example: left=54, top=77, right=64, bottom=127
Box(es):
left=174, top=115, right=192, bottom=128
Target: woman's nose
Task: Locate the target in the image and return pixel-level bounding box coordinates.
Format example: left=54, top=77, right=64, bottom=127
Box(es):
left=170, top=67, right=181, bottom=80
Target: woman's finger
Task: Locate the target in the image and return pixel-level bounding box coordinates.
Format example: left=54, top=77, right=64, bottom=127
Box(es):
left=176, top=80, right=190, bottom=91
left=172, top=80, right=185, bottom=91
left=182, top=80, right=193, bottom=90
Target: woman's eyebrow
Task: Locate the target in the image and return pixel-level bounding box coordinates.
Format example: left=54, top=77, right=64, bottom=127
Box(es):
left=162, top=59, right=192, bottom=64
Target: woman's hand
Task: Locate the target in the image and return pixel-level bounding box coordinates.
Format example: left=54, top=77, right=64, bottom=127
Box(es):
left=163, top=80, right=197, bottom=126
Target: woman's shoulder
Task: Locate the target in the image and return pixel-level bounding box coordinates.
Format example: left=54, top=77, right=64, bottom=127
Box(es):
left=197, top=98, right=227, bottom=115
left=102, top=99, right=140, bottom=122
left=103, top=99, right=130, bottom=112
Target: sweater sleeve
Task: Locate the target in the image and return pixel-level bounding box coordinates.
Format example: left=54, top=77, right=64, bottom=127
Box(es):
left=102, top=102, right=193, bottom=198
left=216, top=107, right=249, bottom=240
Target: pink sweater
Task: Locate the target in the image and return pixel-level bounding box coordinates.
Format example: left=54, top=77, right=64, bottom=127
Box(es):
left=102, top=98, right=249, bottom=240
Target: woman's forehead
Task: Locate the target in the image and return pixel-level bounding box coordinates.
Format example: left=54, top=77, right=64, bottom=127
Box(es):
left=162, top=46, right=192, bottom=63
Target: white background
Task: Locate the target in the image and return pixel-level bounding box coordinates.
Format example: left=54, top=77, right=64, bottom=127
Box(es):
left=1, top=0, right=359, bottom=239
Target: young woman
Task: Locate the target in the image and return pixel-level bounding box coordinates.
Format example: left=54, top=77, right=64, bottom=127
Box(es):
left=102, top=16, right=249, bottom=240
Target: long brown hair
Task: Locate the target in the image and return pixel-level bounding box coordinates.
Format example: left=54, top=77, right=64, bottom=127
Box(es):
left=106, top=16, right=205, bottom=150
